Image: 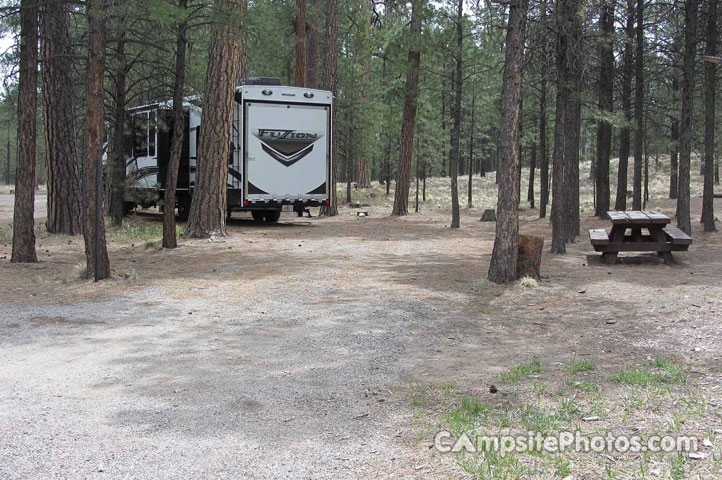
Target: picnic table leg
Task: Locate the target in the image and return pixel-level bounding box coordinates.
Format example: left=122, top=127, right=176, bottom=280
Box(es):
left=650, top=226, right=674, bottom=264
left=605, top=225, right=624, bottom=265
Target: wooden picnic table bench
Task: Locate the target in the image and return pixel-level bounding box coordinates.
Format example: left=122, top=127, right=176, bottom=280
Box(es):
left=589, top=210, right=692, bottom=265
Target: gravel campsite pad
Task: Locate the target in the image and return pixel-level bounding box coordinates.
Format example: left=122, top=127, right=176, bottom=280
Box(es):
left=1, top=181, right=721, bottom=478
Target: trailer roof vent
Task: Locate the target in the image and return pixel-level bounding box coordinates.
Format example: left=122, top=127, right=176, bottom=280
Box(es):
left=243, top=76, right=282, bottom=86
left=261, top=89, right=273, bottom=96
left=303, top=92, right=314, bottom=98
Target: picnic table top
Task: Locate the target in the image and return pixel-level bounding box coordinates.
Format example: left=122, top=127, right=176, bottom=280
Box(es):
left=606, top=210, right=671, bottom=225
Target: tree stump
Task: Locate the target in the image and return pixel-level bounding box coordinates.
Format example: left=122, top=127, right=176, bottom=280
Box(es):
left=517, top=235, right=544, bottom=279
left=480, top=209, right=496, bottom=222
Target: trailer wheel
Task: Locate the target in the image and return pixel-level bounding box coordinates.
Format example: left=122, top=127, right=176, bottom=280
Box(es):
left=177, top=195, right=191, bottom=221
left=265, top=210, right=281, bottom=223
left=251, top=211, right=265, bottom=222
left=123, top=202, right=136, bottom=216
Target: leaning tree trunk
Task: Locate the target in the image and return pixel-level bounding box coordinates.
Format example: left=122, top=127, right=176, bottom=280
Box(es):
left=632, top=0, right=644, bottom=210
left=82, top=0, right=111, bottom=279
left=677, top=0, right=698, bottom=235
left=449, top=0, right=463, bottom=229
left=594, top=0, right=614, bottom=218
left=615, top=0, right=634, bottom=211
left=163, top=0, right=188, bottom=249
left=186, top=0, right=242, bottom=237
left=295, top=0, right=306, bottom=87
left=318, top=0, right=339, bottom=216
left=488, top=0, right=528, bottom=283
left=391, top=0, right=422, bottom=216
left=551, top=0, right=583, bottom=253
left=11, top=0, right=39, bottom=263
left=40, top=0, right=83, bottom=235
left=701, top=0, right=717, bottom=232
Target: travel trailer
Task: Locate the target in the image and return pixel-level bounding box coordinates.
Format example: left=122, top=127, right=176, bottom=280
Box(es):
left=125, top=77, right=333, bottom=221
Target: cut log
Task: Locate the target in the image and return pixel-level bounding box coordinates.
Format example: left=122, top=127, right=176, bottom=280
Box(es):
left=517, top=234, right=544, bottom=279
left=480, top=209, right=496, bottom=222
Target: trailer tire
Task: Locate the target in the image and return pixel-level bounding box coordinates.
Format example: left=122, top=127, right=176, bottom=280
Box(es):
left=251, top=211, right=265, bottom=222
left=265, top=210, right=281, bottom=223
left=177, top=195, right=191, bottom=221
left=123, top=202, right=136, bottom=216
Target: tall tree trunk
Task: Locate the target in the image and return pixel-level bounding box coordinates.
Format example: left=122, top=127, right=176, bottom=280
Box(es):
left=527, top=141, right=536, bottom=208
left=632, top=0, right=643, bottom=210
left=305, top=0, right=320, bottom=88
left=186, top=0, right=242, bottom=237
left=40, top=0, right=82, bottom=235
left=669, top=70, right=680, bottom=199
left=11, top=0, right=39, bottom=263
left=538, top=0, right=549, bottom=218
left=670, top=117, right=679, bottom=198
left=163, top=0, right=188, bottom=249
left=551, top=0, right=583, bottom=253
left=355, top=1, right=372, bottom=189
left=318, top=0, right=339, bottom=216
left=295, top=0, right=306, bottom=87
left=83, top=0, right=111, bottom=279
left=235, top=0, right=248, bottom=84
left=449, top=0, right=462, bottom=229
left=108, top=28, right=128, bottom=227
left=468, top=87, right=475, bottom=208
left=391, top=0, right=422, bottom=216
left=488, top=0, right=528, bottom=283
left=615, top=0, right=634, bottom=211
left=594, top=0, right=613, bottom=218
left=677, top=0, right=698, bottom=235
left=701, top=0, right=717, bottom=231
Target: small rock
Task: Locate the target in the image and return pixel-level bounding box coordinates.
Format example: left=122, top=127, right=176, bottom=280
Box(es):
left=489, top=384, right=498, bottom=394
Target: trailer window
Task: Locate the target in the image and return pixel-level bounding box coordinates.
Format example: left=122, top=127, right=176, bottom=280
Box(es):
left=132, top=111, right=157, bottom=158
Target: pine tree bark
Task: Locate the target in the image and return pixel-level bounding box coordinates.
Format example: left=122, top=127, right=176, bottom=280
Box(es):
left=163, top=0, right=188, bottom=249
left=615, top=0, right=634, bottom=211
left=391, top=0, right=422, bottom=216
left=11, top=0, right=39, bottom=262
left=677, top=0, right=698, bottom=235
left=669, top=70, right=680, bottom=199
left=295, top=0, right=306, bottom=87
left=701, top=0, right=717, bottom=232
left=488, top=0, right=528, bottom=283
left=83, top=0, right=111, bottom=279
left=186, top=0, right=242, bottom=237
left=449, top=0, right=463, bottom=229
left=108, top=28, right=128, bottom=227
left=632, top=0, right=643, bottom=210
left=318, top=0, right=339, bottom=216
left=40, top=0, right=82, bottom=235
left=551, top=0, right=583, bottom=253
left=594, top=0, right=613, bottom=218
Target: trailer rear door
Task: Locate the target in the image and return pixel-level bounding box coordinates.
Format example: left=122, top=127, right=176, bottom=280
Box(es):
left=244, top=100, right=330, bottom=203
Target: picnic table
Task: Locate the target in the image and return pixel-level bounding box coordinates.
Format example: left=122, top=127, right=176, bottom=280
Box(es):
left=589, top=210, right=692, bottom=265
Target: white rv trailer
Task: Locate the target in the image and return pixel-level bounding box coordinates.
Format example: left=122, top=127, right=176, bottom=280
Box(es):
left=125, top=77, right=333, bottom=221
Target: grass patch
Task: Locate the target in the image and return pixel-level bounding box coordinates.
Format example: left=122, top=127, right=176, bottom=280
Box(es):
left=517, top=276, right=538, bottom=288
left=564, top=378, right=600, bottom=393
left=498, top=358, right=541, bottom=382
left=442, top=397, right=492, bottom=435
left=565, top=358, right=597, bottom=374
left=144, top=240, right=159, bottom=250
left=613, top=357, right=688, bottom=387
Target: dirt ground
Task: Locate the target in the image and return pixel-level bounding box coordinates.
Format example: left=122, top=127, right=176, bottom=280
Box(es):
left=0, top=185, right=721, bottom=479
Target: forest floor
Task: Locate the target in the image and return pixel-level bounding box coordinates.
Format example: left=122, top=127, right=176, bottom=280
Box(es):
left=1, top=160, right=722, bottom=479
